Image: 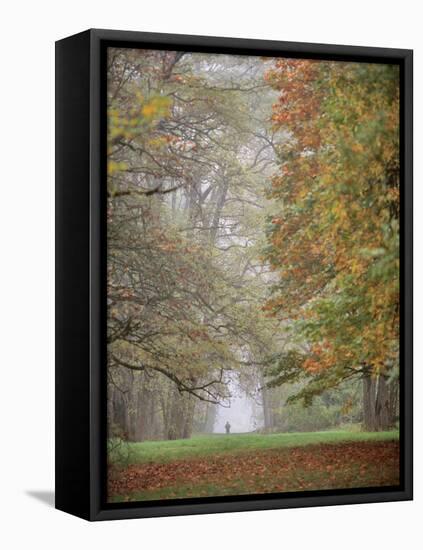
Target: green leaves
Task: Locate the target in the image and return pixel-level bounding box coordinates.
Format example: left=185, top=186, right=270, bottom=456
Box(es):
left=264, top=59, right=400, bottom=397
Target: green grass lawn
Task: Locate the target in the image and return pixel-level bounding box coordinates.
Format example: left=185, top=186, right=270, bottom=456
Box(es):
left=109, top=429, right=399, bottom=465
left=108, top=430, right=400, bottom=503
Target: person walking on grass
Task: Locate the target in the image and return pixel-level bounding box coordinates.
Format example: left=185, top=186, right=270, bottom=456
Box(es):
left=225, top=421, right=231, bottom=434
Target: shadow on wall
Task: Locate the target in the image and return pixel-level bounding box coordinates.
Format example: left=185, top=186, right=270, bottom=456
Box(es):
left=26, top=490, right=55, bottom=508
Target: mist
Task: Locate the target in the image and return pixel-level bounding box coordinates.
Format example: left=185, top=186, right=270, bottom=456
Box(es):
left=213, top=380, right=263, bottom=434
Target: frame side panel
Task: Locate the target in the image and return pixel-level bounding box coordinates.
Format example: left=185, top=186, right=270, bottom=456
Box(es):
left=55, top=31, right=91, bottom=520
left=402, top=50, right=413, bottom=499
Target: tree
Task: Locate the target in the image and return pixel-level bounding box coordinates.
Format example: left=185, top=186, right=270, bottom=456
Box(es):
left=263, top=59, right=400, bottom=430
left=106, top=48, right=284, bottom=441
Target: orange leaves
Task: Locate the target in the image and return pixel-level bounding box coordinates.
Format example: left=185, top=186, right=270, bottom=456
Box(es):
left=108, top=441, right=400, bottom=500
left=303, top=340, right=335, bottom=373
left=264, top=60, right=400, bottom=384
left=266, top=59, right=324, bottom=160
left=186, top=328, right=210, bottom=342
left=157, top=242, right=178, bottom=252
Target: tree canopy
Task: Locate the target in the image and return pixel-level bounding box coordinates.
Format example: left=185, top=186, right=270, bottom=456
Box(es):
left=106, top=49, right=400, bottom=441
left=263, top=60, right=400, bottom=426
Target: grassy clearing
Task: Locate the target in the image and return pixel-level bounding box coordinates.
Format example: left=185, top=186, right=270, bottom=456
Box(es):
left=109, top=429, right=399, bottom=466
left=108, top=438, right=400, bottom=502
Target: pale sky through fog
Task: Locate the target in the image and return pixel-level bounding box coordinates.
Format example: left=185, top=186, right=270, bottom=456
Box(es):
left=214, top=380, right=262, bottom=433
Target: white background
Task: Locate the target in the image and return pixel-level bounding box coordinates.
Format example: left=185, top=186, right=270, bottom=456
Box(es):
left=0, top=1, right=420, bottom=548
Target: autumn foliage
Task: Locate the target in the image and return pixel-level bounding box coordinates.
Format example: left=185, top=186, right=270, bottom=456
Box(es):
left=109, top=440, right=399, bottom=501
left=264, top=59, right=400, bottom=394
left=105, top=48, right=400, bottom=504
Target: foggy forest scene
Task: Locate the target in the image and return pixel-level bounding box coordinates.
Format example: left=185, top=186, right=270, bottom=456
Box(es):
left=106, top=47, right=400, bottom=502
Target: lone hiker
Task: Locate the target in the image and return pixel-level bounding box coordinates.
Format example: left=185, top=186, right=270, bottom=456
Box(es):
left=225, top=421, right=231, bottom=434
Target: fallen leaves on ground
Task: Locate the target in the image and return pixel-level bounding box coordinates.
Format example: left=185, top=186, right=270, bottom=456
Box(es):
left=108, top=441, right=399, bottom=501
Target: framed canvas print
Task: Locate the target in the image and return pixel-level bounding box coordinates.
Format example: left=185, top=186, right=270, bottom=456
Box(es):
left=55, top=29, right=413, bottom=521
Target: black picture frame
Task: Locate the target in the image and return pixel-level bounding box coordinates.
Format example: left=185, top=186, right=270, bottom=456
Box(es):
left=55, top=28, right=413, bottom=521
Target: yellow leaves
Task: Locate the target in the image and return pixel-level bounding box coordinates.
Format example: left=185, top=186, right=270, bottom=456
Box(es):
left=332, top=201, right=347, bottom=222
left=141, top=103, right=157, bottom=118
left=141, top=96, right=171, bottom=121
left=340, top=397, right=354, bottom=415
left=108, top=160, right=128, bottom=176
left=349, top=257, right=365, bottom=276
left=265, top=60, right=400, bottom=382
left=351, top=142, right=364, bottom=154
left=107, top=94, right=174, bottom=183
left=148, top=136, right=170, bottom=149
left=108, top=95, right=172, bottom=144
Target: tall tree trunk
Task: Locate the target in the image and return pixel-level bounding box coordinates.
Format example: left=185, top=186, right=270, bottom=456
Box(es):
left=262, top=387, right=274, bottom=431
left=259, top=369, right=274, bottom=432
left=166, top=388, right=194, bottom=440
left=375, top=375, right=391, bottom=431
left=182, top=394, right=196, bottom=439
left=209, top=178, right=229, bottom=243
left=362, top=373, right=377, bottom=431
left=204, top=402, right=217, bottom=432
left=363, top=372, right=395, bottom=431
left=388, top=379, right=399, bottom=426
